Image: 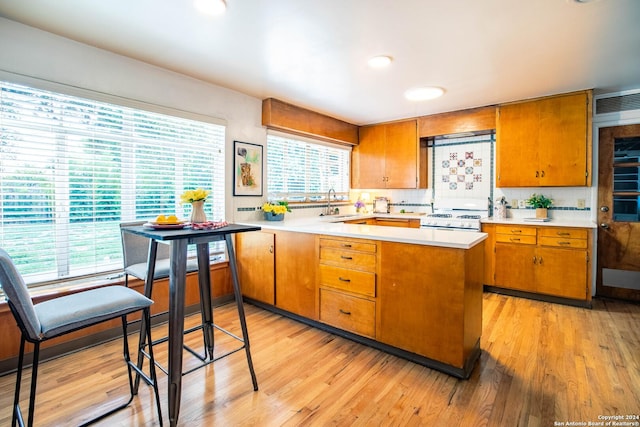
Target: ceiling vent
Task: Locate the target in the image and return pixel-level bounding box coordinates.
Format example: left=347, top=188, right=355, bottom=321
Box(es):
left=595, top=92, right=640, bottom=115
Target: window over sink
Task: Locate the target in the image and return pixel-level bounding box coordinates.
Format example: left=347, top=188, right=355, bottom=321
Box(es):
left=266, top=132, right=350, bottom=203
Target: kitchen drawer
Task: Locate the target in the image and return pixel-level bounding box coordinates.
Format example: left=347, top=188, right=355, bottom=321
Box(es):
left=320, top=247, right=377, bottom=271
left=539, top=236, right=588, bottom=249
left=319, top=238, right=377, bottom=253
left=319, top=264, right=376, bottom=297
left=538, top=228, right=588, bottom=240
left=495, top=225, right=537, bottom=236
left=495, top=233, right=537, bottom=245
left=319, top=288, right=375, bottom=338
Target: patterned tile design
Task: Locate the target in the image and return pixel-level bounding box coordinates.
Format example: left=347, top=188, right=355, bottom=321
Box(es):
left=433, top=139, right=492, bottom=200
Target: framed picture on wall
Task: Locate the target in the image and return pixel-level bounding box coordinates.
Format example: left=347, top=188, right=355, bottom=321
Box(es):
left=233, top=140, right=263, bottom=196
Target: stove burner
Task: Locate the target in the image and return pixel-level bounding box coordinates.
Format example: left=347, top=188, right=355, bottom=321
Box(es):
left=427, top=213, right=452, bottom=218
left=457, top=214, right=481, bottom=219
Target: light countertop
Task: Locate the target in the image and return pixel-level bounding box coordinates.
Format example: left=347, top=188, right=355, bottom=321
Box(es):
left=239, top=214, right=486, bottom=249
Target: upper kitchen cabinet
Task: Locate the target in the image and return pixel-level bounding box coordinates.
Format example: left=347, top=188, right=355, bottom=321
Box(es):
left=418, top=105, right=496, bottom=138
left=352, top=119, right=427, bottom=189
left=496, top=90, right=592, bottom=187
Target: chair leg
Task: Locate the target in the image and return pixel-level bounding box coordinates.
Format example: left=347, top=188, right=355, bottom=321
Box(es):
left=26, top=341, right=41, bottom=427
left=143, top=307, right=164, bottom=426
left=12, top=336, right=26, bottom=427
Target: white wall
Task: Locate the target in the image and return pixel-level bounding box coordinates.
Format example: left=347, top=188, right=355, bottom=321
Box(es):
left=0, top=17, right=266, bottom=222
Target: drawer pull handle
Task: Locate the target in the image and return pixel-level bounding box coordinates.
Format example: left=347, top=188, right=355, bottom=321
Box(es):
left=341, top=255, right=353, bottom=260
left=558, top=241, right=571, bottom=245
left=557, top=232, right=570, bottom=236
left=533, top=256, right=537, bottom=264
left=338, top=277, right=351, bottom=282
left=539, top=257, right=543, bottom=264
left=339, top=309, right=352, bottom=315
left=342, top=244, right=352, bottom=248
left=511, top=229, right=522, bottom=234
left=510, top=238, right=521, bottom=242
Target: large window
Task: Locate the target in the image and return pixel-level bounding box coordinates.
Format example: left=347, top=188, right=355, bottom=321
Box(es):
left=0, top=80, right=225, bottom=286
left=266, top=132, right=350, bottom=202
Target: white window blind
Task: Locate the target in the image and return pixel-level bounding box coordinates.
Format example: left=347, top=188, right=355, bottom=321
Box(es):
left=0, top=81, right=225, bottom=286
left=266, top=133, right=350, bottom=202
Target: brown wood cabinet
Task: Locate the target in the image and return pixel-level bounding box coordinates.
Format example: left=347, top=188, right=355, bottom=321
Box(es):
left=262, top=98, right=359, bottom=145
left=352, top=120, right=426, bottom=189
left=418, top=105, right=496, bottom=137
left=496, top=91, right=592, bottom=187
left=236, top=231, right=275, bottom=304
left=492, top=225, right=592, bottom=302
left=378, top=241, right=484, bottom=369
left=237, top=230, right=317, bottom=318
left=343, top=217, right=420, bottom=228
left=318, top=237, right=378, bottom=338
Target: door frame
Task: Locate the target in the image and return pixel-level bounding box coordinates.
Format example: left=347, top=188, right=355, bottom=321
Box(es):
left=591, top=89, right=640, bottom=298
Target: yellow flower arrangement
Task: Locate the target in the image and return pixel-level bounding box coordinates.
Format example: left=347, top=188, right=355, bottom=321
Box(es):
left=180, top=188, right=209, bottom=204
left=262, top=201, right=291, bottom=215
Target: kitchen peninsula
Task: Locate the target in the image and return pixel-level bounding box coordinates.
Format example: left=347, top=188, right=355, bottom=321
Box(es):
left=236, top=216, right=486, bottom=379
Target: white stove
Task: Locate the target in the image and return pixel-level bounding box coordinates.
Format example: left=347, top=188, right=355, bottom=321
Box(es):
left=420, top=198, right=488, bottom=231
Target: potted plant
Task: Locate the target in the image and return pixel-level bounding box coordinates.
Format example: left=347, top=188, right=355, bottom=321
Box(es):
left=262, top=201, right=291, bottom=221
left=525, top=193, right=553, bottom=219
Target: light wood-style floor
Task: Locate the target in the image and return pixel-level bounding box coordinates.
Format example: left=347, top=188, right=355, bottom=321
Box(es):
left=1, top=292, right=639, bottom=426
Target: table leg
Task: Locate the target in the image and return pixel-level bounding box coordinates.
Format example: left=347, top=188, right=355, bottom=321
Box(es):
left=134, top=239, right=159, bottom=393
left=168, top=239, right=187, bottom=427
left=196, top=243, right=214, bottom=360
left=225, top=234, right=258, bottom=391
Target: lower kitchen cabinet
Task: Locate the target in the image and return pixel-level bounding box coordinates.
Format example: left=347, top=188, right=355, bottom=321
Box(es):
left=378, top=241, right=483, bottom=369
left=318, top=236, right=378, bottom=337
left=491, top=224, right=592, bottom=303
left=236, top=230, right=275, bottom=304
left=343, top=217, right=420, bottom=227
left=275, top=231, right=317, bottom=319
left=236, top=230, right=317, bottom=318
left=239, top=229, right=485, bottom=378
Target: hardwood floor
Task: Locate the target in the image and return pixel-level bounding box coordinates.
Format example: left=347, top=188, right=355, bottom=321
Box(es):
left=1, top=292, right=639, bottom=426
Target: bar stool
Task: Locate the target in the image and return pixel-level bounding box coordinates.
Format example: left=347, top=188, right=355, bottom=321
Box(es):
left=0, top=248, right=163, bottom=427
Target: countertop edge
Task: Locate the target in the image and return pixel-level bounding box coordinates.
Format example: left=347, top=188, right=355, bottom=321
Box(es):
left=237, top=220, right=487, bottom=249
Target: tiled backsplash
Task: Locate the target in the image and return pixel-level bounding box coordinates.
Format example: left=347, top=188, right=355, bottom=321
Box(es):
left=432, top=136, right=493, bottom=201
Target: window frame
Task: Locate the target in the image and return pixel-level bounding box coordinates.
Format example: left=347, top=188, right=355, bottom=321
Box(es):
left=0, top=72, right=227, bottom=290
left=266, top=130, right=351, bottom=203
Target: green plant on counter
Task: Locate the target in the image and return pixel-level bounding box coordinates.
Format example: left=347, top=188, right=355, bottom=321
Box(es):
left=525, top=193, right=553, bottom=208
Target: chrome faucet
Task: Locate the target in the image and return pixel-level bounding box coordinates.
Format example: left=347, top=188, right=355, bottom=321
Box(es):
left=326, top=188, right=336, bottom=215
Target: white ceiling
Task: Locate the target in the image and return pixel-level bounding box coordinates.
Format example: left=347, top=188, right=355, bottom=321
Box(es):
left=1, top=0, right=639, bottom=125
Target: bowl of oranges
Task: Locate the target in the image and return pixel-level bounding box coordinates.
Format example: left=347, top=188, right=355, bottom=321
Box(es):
left=144, top=214, right=187, bottom=229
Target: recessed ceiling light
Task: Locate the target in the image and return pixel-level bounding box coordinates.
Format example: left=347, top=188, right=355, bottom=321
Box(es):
left=368, top=55, right=392, bottom=68
left=404, top=86, right=445, bottom=101
left=194, top=0, right=227, bottom=16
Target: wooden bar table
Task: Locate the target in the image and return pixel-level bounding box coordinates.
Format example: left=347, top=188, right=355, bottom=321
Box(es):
left=121, top=223, right=260, bottom=427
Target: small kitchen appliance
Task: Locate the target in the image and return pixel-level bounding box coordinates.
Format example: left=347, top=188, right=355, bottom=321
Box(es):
left=373, top=197, right=390, bottom=214
left=420, top=198, right=488, bottom=231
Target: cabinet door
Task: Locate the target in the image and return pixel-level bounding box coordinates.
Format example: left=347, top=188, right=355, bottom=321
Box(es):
left=385, top=120, right=418, bottom=188
left=481, top=224, right=495, bottom=286
left=538, top=92, right=588, bottom=186
left=496, top=101, right=540, bottom=187
left=378, top=242, right=468, bottom=367
left=494, top=243, right=536, bottom=292
left=535, top=247, right=588, bottom=300
left=497, top=92, right=590, bottom=187
left=352, top=124, right=386, bottom=188
left=275, top=231, right=317, bottom=319
left=236, top=231, right=275, bottom=304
